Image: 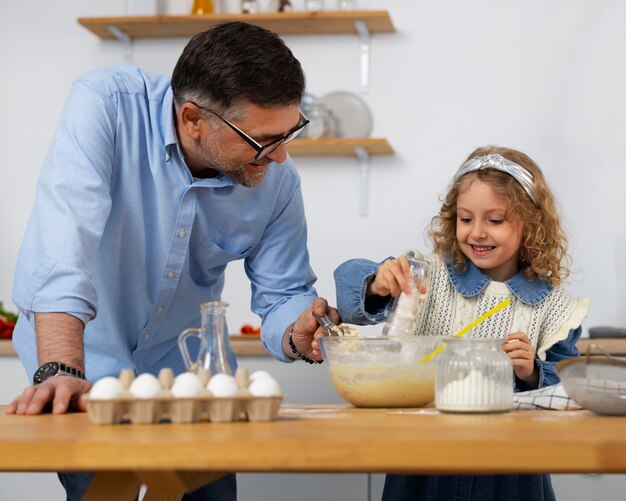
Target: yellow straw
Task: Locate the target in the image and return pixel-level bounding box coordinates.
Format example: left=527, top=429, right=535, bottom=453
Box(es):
left=419, top=297, right=511, bottom=364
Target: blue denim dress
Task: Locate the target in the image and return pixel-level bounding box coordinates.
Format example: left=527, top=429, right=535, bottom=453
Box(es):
left=334, top=257, right=583, bottom=501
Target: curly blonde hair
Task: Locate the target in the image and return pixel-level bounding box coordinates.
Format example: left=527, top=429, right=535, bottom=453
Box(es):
left=429, top=146, right=571, bottom=287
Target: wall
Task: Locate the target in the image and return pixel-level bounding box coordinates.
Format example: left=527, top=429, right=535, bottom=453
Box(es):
left=1, top=0, right=625, bottom=332
left=1, top=0, right=626, bottom=499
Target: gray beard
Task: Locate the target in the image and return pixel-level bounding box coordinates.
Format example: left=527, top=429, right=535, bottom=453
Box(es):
left=193, top=140, right=268, bottom=188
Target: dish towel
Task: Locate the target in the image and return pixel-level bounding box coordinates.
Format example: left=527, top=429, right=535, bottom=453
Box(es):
left=513, top=383, right=582, bottom=410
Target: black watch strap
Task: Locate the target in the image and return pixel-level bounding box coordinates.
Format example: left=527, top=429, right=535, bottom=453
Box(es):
left=33, top=361, right=86, bottom=385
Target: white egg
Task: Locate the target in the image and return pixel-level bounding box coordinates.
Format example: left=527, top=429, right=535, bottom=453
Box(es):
left=89, top=376, right=124, bottom=400
left=207, top=373, right=239, bottom=397
left=249, top=377, right=282, bottom=397
left=250, top=370, right=273, bottom=381
left=129, top=373, right=162, bottom=399
left=171, top=372, right=204, bottom=398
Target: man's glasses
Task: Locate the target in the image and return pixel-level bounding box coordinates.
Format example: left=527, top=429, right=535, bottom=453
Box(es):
left=190, top=101, right=309, bottom=161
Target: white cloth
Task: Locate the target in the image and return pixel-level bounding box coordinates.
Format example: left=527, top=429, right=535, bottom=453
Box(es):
left=512, top=383, right=581, bottom=410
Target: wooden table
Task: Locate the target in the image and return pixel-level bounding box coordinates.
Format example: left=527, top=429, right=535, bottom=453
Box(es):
left=2, top=404, right=626, bottom=500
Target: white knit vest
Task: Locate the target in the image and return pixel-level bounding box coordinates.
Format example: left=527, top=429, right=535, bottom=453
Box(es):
left=414, top=255, right=590, bottom=360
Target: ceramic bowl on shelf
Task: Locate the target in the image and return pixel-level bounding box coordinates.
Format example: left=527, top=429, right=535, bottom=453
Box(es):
left=318, top=91, right=373, bottom=137
left=319, top=335, right=448, bottom=408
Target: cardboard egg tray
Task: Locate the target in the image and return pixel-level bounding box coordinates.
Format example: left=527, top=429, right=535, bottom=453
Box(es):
left=84, top=367, right=283, bottom=425
left=84, top=393, right=283, bottom=424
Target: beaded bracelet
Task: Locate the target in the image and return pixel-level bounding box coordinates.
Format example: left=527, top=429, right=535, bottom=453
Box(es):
left=288, top=327, right=323, bottom=365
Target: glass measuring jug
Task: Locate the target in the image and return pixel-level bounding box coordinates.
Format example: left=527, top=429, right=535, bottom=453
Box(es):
left=382, top=252, right=430, bottom=337
left=178, top=301, right=234, bottom=375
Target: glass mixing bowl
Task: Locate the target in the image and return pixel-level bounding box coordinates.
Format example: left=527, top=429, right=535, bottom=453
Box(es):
left=319, top=336, right=448, bottom=408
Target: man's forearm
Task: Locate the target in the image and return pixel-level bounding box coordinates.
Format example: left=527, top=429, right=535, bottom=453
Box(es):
left=35, top=312, right=85, bottom=372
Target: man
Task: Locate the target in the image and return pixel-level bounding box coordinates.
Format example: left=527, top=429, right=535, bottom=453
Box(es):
left=8, top=21, right=331, bottom=500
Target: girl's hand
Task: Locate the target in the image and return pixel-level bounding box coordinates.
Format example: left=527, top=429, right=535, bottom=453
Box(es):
left=367, top=256, right=412, bottom=297
left=502, top=332, right=539, bottom=388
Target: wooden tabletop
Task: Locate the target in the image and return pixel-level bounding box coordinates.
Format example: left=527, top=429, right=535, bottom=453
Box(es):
left=2, top=404, right=626, bottom=475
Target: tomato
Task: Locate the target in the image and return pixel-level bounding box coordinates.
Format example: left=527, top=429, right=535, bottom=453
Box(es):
left=0, top=303, right=17, bottom=340
left=240, top=324, right=260, bottom=335
left=0, top=327, right=13, bottom=339
left=0, top=323, right=14, bottom=340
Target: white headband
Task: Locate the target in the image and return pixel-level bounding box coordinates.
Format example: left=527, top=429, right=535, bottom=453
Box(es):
left=454, top=153, right=539, bottom=206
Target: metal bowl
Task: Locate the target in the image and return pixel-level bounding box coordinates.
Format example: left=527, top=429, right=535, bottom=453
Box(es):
left=319, top=336, right=448, bottom=408
left=557, top=354, right=626, bottom=416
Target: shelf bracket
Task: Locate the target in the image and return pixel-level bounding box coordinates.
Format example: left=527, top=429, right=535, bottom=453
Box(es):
left=354, top=20, right=371, bottom=94
left=108, top=25, right=133, bottom=64
left=354, top=146, right=370, bottom=216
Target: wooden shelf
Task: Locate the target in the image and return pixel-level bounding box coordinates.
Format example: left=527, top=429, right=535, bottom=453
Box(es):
left=576, top=338, right=626, bottom=356
left=287, top=138, right=393, bottom=157
left=77, top=11, right=395, bottom=40
left=0, top=341, right=14, bottom=356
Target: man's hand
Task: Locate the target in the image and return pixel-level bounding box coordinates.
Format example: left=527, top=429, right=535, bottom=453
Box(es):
left=6, top=376, right=92, bottom=415
left=284, top=297, right=341, bottom=362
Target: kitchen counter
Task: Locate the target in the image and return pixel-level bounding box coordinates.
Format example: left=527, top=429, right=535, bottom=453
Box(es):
left=0, top=334, right=269, bottom=357
left=2, top=336, right=626, bottom=357
left=1, top=404, right=626, bottom=500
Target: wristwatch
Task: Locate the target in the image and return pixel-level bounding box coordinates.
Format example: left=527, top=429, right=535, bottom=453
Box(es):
left=32, top=362, right=86, bottom=385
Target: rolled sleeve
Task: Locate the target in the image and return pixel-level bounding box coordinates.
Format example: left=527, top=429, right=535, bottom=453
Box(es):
left=246, top=167, right=318, bottom=362
left=13, top=79, right=115, bottom=323
left=334, top=258, right=393, bottom=325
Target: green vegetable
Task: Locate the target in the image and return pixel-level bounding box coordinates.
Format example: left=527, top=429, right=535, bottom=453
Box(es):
left=0, top=302, right=18, bottom=322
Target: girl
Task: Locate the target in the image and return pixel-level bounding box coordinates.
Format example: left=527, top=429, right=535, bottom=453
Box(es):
left=332, top=145, right=589, bottom=501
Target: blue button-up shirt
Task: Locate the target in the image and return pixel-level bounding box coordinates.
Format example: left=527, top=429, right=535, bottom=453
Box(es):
left=12, top=65, right=317, bottom=381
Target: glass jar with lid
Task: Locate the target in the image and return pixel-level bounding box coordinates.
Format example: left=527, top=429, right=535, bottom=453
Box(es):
left=336, top=0, right=356, bottom=10
left=301, top=102, right=336, bottom=139
left=435, top=338, right=513, bottom=413
left=241, top=0, right=259, bottom=13
left=305, top=0, right=324, bottom=12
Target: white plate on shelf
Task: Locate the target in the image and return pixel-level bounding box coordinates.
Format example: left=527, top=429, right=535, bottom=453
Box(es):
left=318, top=91, right=373, bottom=138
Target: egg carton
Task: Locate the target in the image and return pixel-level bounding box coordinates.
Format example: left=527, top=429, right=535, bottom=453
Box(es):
left=84, top=393, right=283, bottom=424
left=84, top=368, right=283, bottom=425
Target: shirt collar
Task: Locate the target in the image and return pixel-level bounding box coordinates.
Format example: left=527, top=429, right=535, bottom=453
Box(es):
left=163, top=87, right=178, bottom=150
left=444, top=255, right=553, bottom=305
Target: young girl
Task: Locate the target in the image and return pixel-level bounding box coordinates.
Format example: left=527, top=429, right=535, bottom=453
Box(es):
left=332, top=145, right=589, bottom=501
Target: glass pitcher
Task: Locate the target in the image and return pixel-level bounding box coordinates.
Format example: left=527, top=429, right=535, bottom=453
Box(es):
left=178, top=301, right=234, bottom=375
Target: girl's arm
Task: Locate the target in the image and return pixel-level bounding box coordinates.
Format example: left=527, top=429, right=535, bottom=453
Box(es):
left=334, top=258, right=395, bottom=325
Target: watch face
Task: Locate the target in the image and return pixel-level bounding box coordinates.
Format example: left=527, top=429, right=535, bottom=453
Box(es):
left=33, top=362, right=60, bottom=385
